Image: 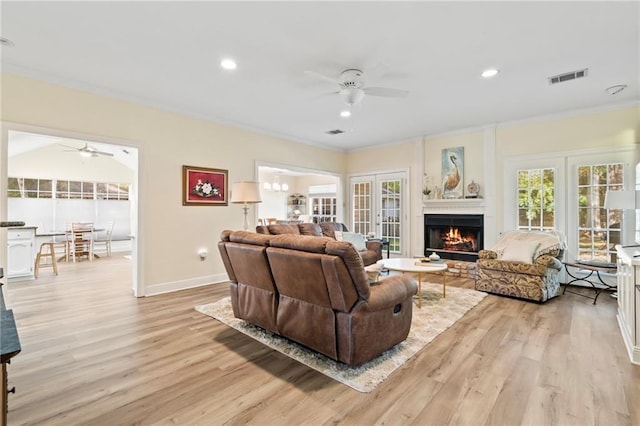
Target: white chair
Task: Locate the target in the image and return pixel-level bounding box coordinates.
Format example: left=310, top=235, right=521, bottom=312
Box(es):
left=68, top=222, right=95, bottom=262
left=93, top=221, right=114, bottom=257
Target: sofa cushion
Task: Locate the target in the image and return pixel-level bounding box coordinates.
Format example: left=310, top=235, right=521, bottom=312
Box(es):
left=298, top=223, right=323, bottom=236
left=319, top=222, right=347, bottom=238
left=500, top=239, right=540, bottom=264
left=267, top=224, right=301, bottom=235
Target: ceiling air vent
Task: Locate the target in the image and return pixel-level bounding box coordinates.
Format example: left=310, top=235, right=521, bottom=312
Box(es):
left=548, top=68, right=588, bottom=85
left=325, top=129, right=345, bottom=135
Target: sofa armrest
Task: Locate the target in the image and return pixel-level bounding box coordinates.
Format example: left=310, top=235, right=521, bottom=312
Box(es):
left=535, top=254, right=563, bottom=270
left=478, top=249, right=497, bottom=260
left=366, top=275, right=417, bottom=311
left=365, top=240, right=383, bottom=260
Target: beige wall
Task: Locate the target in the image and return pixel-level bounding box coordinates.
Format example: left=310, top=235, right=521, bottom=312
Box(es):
left=1, top=73, right=345, bottom=295
left=2, top=72, right=637, bottom=293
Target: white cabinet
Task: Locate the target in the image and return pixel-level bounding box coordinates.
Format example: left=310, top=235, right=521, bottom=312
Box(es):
left=7, top=227, right=36, bottom=281
left=616, top=245, right=640, bottom=365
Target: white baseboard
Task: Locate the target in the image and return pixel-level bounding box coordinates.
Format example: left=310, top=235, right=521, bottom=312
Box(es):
left=144, top=272, right=229, bottom=296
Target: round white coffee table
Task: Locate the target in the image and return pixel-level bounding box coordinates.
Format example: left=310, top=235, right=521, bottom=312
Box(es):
left=378, top=258, right=448, bottom=308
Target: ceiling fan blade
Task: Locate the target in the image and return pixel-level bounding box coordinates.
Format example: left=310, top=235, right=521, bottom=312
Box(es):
left=363, top=86, right=408, bottom=98
left=94, top=151, right=114, bottom=157
left=59, top=144, right=81, bottom=150
left=304, top=70, right=338, bottom=85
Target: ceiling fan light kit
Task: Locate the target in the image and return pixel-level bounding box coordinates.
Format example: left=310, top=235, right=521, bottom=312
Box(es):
left=61, top=142, right=114, bottom=157
left=306, top=67, right=408, bottom=107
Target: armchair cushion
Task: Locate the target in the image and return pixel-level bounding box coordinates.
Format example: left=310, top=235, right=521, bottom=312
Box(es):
left=500, top=239, right=540, bottom=264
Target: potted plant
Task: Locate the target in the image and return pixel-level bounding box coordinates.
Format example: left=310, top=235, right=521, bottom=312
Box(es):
left=422, top=173, right=432, bottom=199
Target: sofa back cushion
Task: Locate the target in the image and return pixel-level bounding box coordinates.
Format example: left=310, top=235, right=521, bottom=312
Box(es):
left=267, top=224, right=301, bottom=235
left=222, top=231, right=278, bottom=332
left=298, top=222, right=323, bottom=236
left=268, top=234, right=364, bottom=310
left=319, top=222, right=348, bottom=238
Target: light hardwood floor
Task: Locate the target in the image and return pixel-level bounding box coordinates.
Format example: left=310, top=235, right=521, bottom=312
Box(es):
left=4, top=254, right=639, bottom=425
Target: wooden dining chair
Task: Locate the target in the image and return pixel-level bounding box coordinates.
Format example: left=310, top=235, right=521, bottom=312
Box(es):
left=68, top=222, right=95, bottom=262
left=93, top=220, right=114, bottom=257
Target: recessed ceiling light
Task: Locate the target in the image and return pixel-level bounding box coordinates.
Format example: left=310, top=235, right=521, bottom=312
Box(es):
left=340, top=110, right=351, bottom=118
left=481, top=68, right=499, bottom=78
left=220, top=58, right=237, bottom=70
left=0, top=37, right=15, bottom=47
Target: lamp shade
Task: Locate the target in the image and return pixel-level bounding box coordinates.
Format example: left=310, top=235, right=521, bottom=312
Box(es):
left=230, top=181, right=262, bottom=204
left=604, top=190, right=635, bottom=210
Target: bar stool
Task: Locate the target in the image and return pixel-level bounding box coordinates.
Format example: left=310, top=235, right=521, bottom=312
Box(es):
left=34, top=242, right=58, bottom=278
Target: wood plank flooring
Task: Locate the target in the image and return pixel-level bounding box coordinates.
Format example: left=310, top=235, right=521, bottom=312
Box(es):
left=4, top=254, right=639, bottom=425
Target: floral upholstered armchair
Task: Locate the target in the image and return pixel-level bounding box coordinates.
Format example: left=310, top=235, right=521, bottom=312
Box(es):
left=475, top=230, right=566, bottom=302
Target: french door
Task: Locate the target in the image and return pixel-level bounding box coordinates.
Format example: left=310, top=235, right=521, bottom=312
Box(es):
left=349, top=171, right=407, bottom=256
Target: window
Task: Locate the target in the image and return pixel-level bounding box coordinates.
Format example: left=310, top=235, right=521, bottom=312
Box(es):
left=310, top=197, right=337, bottom=223
left=56, top=180, right=94, bottom=199
left=517, top=168, right=555, bottom=230
left=8, top=177, right=53, bottom=198
left=8, top=177, right=129, bottom=201
left=577, top=163, right=623, bottom=261
left=309, top=184, right=337, bottom=223
left=96, top=183, right=130, bottom=200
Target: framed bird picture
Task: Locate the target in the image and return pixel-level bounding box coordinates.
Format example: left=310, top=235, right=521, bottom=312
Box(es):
left=441, top=147, right=464, bottom=199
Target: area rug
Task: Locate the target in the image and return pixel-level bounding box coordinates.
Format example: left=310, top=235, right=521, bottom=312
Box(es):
left=195, top=283, right=486, bottom=393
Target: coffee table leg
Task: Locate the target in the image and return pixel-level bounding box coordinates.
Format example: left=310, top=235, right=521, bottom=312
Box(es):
left=443, top=272, right=446, bottom=298
left=418, top=273, right=422, bottom=309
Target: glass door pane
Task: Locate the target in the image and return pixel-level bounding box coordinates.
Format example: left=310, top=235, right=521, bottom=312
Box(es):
left=378, top=177, right=402, bottom=254
left=351, top=181, right=372, bottom=235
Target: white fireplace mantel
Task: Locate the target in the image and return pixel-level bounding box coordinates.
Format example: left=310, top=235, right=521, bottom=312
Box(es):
left=423, top=198, right=486, bottom=215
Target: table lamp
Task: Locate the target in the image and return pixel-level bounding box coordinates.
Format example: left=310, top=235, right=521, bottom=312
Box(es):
left=230, top=181, right=262, bottom=230
left=604, top=190, right=635, bottom=211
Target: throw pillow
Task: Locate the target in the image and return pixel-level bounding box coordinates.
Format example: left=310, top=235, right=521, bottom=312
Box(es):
left=341, top=231, right=367, bottom=251
left=364, top=263, right=383, bottom=283
left=500, top=240, right=540, bottom=264
left=334, top=230, right=344, bottom=241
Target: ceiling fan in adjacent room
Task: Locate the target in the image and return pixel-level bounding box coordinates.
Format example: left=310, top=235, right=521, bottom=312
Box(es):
left=304, top=68, right=409, bottom=107
left=60, top=142, right=114, bottom=157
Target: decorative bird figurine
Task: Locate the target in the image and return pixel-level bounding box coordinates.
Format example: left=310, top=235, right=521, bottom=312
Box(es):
left=443, top=153, right=461, bottom=192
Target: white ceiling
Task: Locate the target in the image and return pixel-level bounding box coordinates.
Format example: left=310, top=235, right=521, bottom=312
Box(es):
left=1, top=1, right=638, bottom=152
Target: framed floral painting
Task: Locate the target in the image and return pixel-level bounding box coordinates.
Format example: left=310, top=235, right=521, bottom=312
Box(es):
left=182, top=165, right=228, bottom=206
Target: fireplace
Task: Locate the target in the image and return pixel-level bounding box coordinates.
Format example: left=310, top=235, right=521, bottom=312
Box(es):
left=424, top=214, right=484, bottom=261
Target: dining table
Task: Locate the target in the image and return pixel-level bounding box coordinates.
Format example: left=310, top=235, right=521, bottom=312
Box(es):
left=36, top=226, right=105, bottom=261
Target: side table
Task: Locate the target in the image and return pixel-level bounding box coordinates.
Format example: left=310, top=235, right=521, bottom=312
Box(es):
left=562, top=260, right=617, bottom=304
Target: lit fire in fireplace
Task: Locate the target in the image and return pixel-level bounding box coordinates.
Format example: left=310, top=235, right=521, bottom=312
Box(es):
left=442, top=227, right=477, bottom=252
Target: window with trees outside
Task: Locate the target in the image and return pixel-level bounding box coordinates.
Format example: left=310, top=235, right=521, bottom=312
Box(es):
left=9, top=177, right=129, bottom=201
left=517, top=168, right=555, bottom=231
left=577, top=163, right=623, bottom=262
left=7, top=177, right=53, bottom=198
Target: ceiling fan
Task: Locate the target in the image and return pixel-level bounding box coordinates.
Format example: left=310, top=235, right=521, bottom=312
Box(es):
left=61, top=142, right=114, bottom=157
left=305, top=68, right=408, bottom=106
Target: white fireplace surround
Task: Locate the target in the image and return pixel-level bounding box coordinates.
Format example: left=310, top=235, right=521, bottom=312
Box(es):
left=422, top=198, right=496, bottom=250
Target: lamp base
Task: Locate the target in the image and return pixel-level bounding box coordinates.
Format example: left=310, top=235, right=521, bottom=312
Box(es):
left=242, top=204, right=250, bottom=230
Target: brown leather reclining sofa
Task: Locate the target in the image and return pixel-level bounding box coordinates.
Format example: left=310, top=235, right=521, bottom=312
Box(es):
left=218, top=230, right=417, bottom=366
left=256, top=222, right=382, bottom=266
